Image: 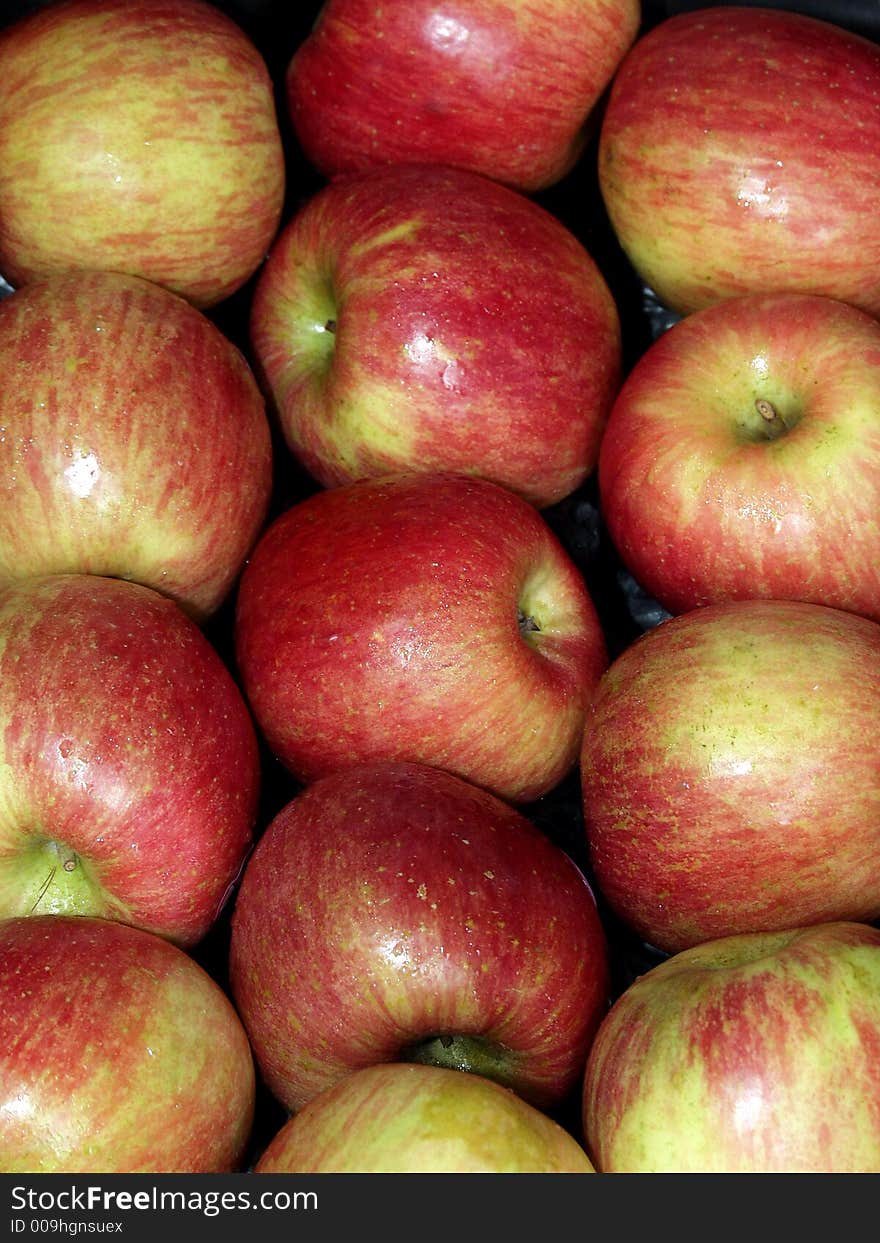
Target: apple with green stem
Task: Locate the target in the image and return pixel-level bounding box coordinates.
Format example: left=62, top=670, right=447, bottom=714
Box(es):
left=580, top=598, right=880, bottom=955
left=256, top=1063, right=595, bottom=1173
left=0, top=270, right=272, bottom=622
left=286, top=0, right=641, bottom=193
left=598, top=292, right=880, bottom=621
left=0, top=0, right=285, bottom=308
left=250, top=162, right=621, bottom=508
left=0, top=573, right=261, bottom=947
left=598, top=6, right=880, bottom=317
left=229, top=760, right=610, bottom=1113
left=234, top=471, right=608, bottom=804
left=583, top=921, right=880, bottom=1173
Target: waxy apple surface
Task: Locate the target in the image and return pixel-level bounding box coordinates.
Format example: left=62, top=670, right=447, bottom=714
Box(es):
left=0, top=915, right=255, bottom=1173
left=0, top=0, right=285, bottom=308
left=599, top=7, right=880, bottom=316
left=0, top=574, right=261, bottom=946
left=581, top=599, right=880, bottom=953
left=234, top=473, right=608, bottom=803
left=286, top=0, right=640, bottom=192
left=256, top=1063, right=596, bottom=1173
left=250, top=163, right=621, bottom=508
left=0, top=271, right=273, bottom=621
left=229, top=761, right=610, bottom=1113
left=583, top=921, right=880, bottom=1173
left=599, top=293, right=880, bottom=621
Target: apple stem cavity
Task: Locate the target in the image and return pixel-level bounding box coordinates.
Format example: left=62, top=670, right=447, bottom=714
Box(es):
left=297, top=272, right=339, bottom=379
left=401, top=1033, right=515, bottom=1091
left=739, top=395, right=798, bottom=443
left=47, top=839, right=80, bottom=874
left=29, top=841, right=87, bottom=914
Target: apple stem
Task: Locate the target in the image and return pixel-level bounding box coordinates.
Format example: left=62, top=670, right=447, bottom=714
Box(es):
left=323, top=319, right=337, bottom=334
left=755, top=397, right=779, bottom=424
left=60, top=846, right=78, bottom=873
left=402, top=1033, right=515, bottom=1090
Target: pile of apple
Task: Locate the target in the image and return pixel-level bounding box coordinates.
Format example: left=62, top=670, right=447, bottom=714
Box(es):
left=0, top=0, right=878, bottom=1176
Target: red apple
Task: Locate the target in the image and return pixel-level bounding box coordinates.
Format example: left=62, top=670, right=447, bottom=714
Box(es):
left=598, top=6, right=880, bottom=316
left=598, top=292, right=880, bottom=621
left=229, top=760, right=610, bottom=1113
left=234, top=472, right=608, bottom=804
left=250, top=163, right=621, bottom=508
left=256, top=1062, right=596, bottom=1173
left=0, top=574, right=261, bottom=947
left=0, top=270, right=273, bottom=621
left=580, top=598, right=880, bottom=954
left=583, top=921, right=880, bottom=1173
left=0, top=914, right=255, bottom=1173
left=286, top=0, right=640, bottom=192
left=0, top=0, right=285, bottom=308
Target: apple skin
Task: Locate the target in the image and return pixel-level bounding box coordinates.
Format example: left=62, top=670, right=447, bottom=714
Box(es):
left=598, top=6, right=880, bottom=317
left=249, top=163, right=621, bottom=509
left=580, top=598, right=880, bottom=954
left=583, top=921, right=880, bottom=1173
left=0, top=0, right=285, bottom=308
left=255, top=1063, right=595, bottom=1173
left=234, top=472, right=608, bottom=804
left=598, top=292, right=880, bottom=622
left=286, top=0, right=640, bottom=193
left=0, top=914, right=255, bottom=1173
left=0, top=574, right=261, bottom=947
left=0, top=270, right=273, bottom=621
left=228, top=760, right=610, bottom=1114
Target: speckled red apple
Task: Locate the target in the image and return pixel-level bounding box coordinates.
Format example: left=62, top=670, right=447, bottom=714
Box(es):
left=0, top=915, right=255, bottom=1173
left=229, top=761, right=610, bottom=1113
left=287, top=0, right=640, bottom=192
left=581, top=598, right=880, bottom=953
left=0, top=0, right=285, bottom=307
left=250, top=163, right=621, bottom=508
left=234, top=472, right=608, bottom=803
left=0, top=574, right=260, bottom=946
left=0, top=271, right=272, bottom=621
left=598, top=292, right=880, bottom=621
left=599, top=6, right=880, bottom=315
left=583, top=922, right=880, bottom=1172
